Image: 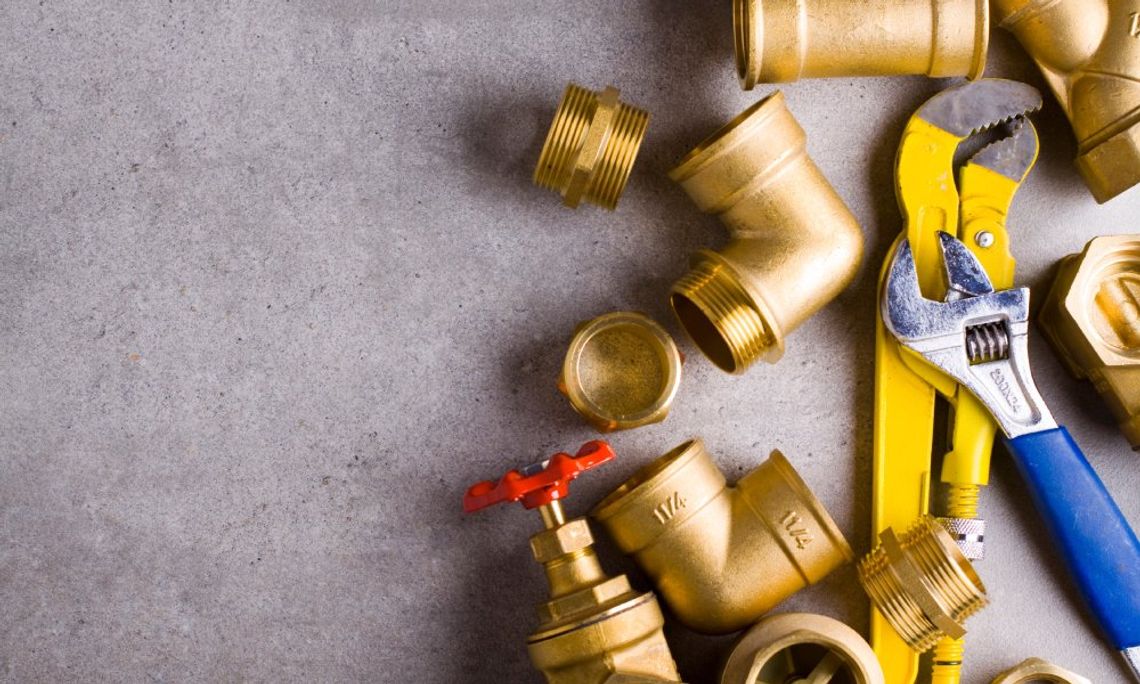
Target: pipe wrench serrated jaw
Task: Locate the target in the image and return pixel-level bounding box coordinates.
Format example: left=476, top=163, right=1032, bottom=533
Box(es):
left=882, top=232, right=1058, bottom=439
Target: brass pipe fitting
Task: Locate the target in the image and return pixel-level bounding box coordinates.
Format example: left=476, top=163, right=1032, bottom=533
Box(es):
left=733, top=0, right=988, bottom=88
left=994, top=0, right=1140, bottom=201
left=669, top=92, right=863, bottom=373
left=1040, top=235, right=1140, bottom=449
left=991, top=658, right=1091, bottom=684
left=591, top=439, right=854, bottom=634
left=534, top=82, right=650, bottom=210
left=720, top=613, right=885, bottom=684
left=857, top=515, right=988, bottom=653
left=558, top=312, right=683, bottom=432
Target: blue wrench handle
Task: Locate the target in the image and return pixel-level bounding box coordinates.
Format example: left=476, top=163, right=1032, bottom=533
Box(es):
left=1005, top=426, right=1140, bottom=651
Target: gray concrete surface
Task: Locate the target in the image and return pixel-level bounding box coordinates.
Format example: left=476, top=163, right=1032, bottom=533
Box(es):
left=1, top=2, right=1138, bottom=682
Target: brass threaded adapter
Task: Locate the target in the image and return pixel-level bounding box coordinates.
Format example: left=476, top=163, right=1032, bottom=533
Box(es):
left=534, top=83, right=650, bottom=210
left=858, top=515, right=988, bottom=653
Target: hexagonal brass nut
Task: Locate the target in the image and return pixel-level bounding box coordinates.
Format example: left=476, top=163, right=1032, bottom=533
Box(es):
left=991, top=657, right=1090, bottom=684
left=530, top=518, right=595, bottom=563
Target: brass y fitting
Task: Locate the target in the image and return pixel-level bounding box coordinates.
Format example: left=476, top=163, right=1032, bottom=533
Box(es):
left=720, top=613, right=885, bottom=684
left=733, top=0, right=988, bottom=88
left=1041, top=235, right=1140, bottom=449
left=534, top=83, right=650, bottom=210
left=858, top=516, right=988, bottom=653
left=994, top=0, right=1140, bottom=201
left=669, top=92, right=863, bottom=373
left=991, top=658, right=1091, bottom=684
left=591, top=439, right=854, bottom=634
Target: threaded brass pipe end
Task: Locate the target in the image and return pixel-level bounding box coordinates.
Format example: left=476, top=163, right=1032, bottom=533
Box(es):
left=533, top=83, right=650, bottom=210
left=858, top=516, right=988, bottom=653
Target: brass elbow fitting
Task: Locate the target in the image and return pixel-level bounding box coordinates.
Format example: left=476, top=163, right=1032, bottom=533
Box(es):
left=720, top=613, right=885, bottom=684
left=669, top=92, right=863, bottom=372
left=733, top=0, right=987, bottom=88
left=534, top=83, right=650, bottom=210
left=1040, top=235, right=1140, bottom=449
left=991, top=658, right=1091, bottom=684
left=591, top=439, right=854, bottom=634
left=994, top=0, right=1140, bottom=201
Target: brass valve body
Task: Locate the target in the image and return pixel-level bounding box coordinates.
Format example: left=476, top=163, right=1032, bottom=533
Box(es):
left=733, top=0, right=988, bottom=88
left=591, top=439, right=854, bottom=634
left=559, top=312, right=683, bottom=432
left=994, top=0, right=1140, bottom=201
left=990, top=657, right=1091, bottom=684
left=534, top=82, right=650, bottom=210
left=1040, top=235, right=1140, bottom=449
left=857, top=515, right=988, bottom=653
left=669, top=91, right=863, bottom=373
left=720, top=613, right=885, bottom=684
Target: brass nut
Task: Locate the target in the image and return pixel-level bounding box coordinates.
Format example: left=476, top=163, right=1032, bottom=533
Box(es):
left=990, top=657, right=1091, bottom=684
left=733, top=0, right=988, bottom=88
left=720, top=613, right=885, bottom=684
left=531, top=518, right=594, bottom=563
left=857, top=515, right=988, bottom=652
left=1040, top=235, right=1140, bottom=449
left=669, top=92, right=863, bottom=373
left=592, top=439, right=853, bottom=634
left=559, top=312, right=683, bottom=432
left=533, top=83, right=650, bottom=210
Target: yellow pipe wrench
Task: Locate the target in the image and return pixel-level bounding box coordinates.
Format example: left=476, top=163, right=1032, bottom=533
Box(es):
left=872, top=79, right=1042, bottom=684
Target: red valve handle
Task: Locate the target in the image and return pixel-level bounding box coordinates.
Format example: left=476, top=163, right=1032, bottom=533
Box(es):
left=463, top=441, right=615, bottom=513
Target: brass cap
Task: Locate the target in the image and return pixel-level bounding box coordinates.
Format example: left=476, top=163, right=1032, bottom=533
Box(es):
left=559, top=313, right=682, bottom=432
left=991, top=657, right=1091, bottom=684
left=720, top=613, right=885, bottom=684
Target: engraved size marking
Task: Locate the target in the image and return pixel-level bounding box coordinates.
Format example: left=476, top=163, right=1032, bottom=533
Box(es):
left=989, top=367, right=1022, bottom=412
left=781, top=510, right=814, bottom=549
left=652, top=492, right=686, bottom=524
left=1131, top=12, right=1140, bottom=37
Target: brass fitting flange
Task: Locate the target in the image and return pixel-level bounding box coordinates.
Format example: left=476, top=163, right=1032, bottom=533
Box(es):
left=720, top=613, right=885, bottom=684
left=1040, top=235, right=1140, bottom=449
left=669, top=92, right=863, bottom=373
left=990, top=658, right=1091, bottom=684
left=534, top=83, right=650, bottom=210
left=592, top=439, right=854, bottom=634
left=995, top=0, right=1140, bottom=201
left=559, top=312, right=683, bottom=432
left=733, top=0, right=988, bottom=88
left=858, top=515, right=988, bottom=653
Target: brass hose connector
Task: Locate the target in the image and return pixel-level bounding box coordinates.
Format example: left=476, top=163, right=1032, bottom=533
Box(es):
left=994, top=0, right=1140, bottom=201
left=858, top=516, right=988, bottom=653
left=669, top=92, right=863, bottom=373
left=991, top=658, right=1091, bottom=684
left=733, top=0, right=988, bottom=88
left=592, top=439, right=854, bottom=634
left=720, top=613, right=885, bottom=684
left=1040, top=235, right=1140, bottom=449
left=534, top=83, right=650, bottom=210
left=559, top=312, right=683, bottom=432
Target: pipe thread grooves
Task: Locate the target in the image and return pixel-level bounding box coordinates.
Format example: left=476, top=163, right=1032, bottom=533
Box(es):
left=533, top=83, right=649, bottom=210
left=671, top=258, right=773, bottom=372
left=945, top=484, right=980, bottom=518
left=858, top=517, right=987, bottom=652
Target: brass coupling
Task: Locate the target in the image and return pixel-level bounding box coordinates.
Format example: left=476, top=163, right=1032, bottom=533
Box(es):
left=995, top=0, right=1140, bottom=201
left=592, top=439, right=853, bottom=634
left=733, top=0, right=987, bottom=88
left=669, top=92, right=863, bottom=373
left=720, top=613, right=885, bottom=684
left=1041, top=235, right=1140, bottom=449
left=991, top=658, right=1091, bottom=684
left=858, top=515, right=988, bottom=653
left=534, top=82, right=650, bottom=210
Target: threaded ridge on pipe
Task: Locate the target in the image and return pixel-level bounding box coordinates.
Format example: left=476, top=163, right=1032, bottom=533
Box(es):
left=670, top=257, right=773, bottom=373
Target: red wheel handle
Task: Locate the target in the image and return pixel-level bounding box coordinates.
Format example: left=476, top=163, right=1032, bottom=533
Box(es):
left=463, top=441, right=615, bottom=513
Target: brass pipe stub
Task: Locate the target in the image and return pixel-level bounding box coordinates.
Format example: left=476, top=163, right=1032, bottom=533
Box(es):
left=559, top=312, right=682, bottom=432
left=720, top=613, right=885, bottom=684
left=534, top=83, right=650, bottom=210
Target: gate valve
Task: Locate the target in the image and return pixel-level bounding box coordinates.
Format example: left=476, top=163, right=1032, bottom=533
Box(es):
left=463, top=440, right=614, bottom=514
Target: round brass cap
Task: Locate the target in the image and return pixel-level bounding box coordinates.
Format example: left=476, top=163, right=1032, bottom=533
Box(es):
left=720, top=613, right=885, bottom=684
left=559, top=312, right=682, bottom=432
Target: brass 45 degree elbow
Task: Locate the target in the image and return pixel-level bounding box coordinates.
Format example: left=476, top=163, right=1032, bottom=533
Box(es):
left=995, top=0, right=1140, bottom=201
left=669, top=92, right=864, bottom=373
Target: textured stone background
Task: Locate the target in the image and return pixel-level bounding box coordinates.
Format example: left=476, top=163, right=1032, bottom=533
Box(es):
left=2, top=2, right=1138, bottom=682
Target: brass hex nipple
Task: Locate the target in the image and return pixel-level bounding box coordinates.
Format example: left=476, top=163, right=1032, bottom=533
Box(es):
left=733, top=0, right=988, bottom=88
left=534, top=83, right=650, bottom=210
left=720, top=613, right=885, bottom=684
left=858, top=516, right=988, bottom=653
left=592, top=439, right=854, bottom=634
left=669, top=92, right=863, bottom=373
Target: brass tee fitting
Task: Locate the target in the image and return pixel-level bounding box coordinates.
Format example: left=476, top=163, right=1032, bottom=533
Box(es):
left=669, top=92, right=863, bottom=373
left=591, top=439, right=854, bottom=634
left=721, top=613, right=885, bottom=684
left=733, top=0, right=988, bottom=88
left=1041, top=235, right=1140, bottom=449
left=994, top=0, right=1140, bottom=201
left=991, top=657, right=1091, bottom=684
left=534, top=83, right=650, bottom=210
